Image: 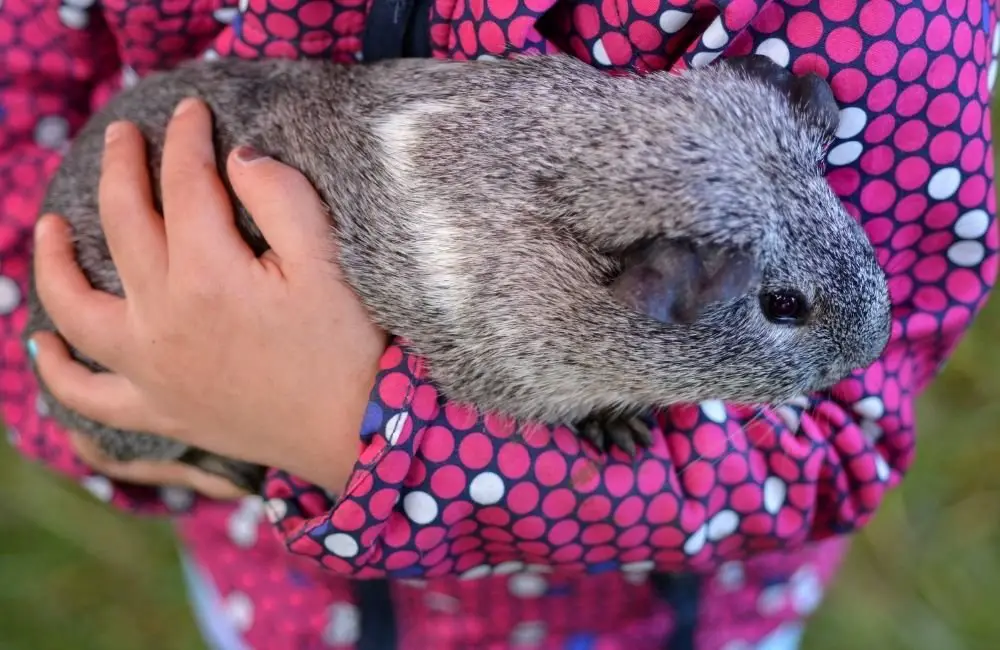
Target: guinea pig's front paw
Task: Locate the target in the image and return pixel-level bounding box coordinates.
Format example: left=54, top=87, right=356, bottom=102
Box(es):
left=575, top=412, right=653, bottom=457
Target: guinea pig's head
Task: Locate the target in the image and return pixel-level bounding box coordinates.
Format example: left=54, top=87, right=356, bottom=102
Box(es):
left=609, top=56, right=892, bottom=404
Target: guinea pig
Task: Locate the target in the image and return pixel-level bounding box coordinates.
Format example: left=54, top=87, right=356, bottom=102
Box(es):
left=25, top=53, right=892, bottom=491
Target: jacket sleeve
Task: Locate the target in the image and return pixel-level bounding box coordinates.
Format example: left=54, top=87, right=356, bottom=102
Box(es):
left=0, top=0, right=194, bottom=515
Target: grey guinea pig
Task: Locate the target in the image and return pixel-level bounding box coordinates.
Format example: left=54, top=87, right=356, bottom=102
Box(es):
left=25, top=53, right=892, bottom=492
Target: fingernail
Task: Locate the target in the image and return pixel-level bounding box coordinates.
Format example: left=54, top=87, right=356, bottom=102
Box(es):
left=234, top=145, right=265, bottom=164
left=174, top=97, right=200, bottom=117
left=26, top=337, right=38, bottom=360
left=105, top=121, right=127, bottom=144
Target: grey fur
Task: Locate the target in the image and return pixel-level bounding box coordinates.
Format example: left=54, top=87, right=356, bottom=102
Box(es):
left=24, top=54, right=891, bottom=490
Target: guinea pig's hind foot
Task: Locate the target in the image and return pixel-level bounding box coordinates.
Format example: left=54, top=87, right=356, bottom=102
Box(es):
left=575, top=412, right=653, bottom=457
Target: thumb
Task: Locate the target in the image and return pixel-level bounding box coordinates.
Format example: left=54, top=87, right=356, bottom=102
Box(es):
left=226, top=146, right=337, bottom=271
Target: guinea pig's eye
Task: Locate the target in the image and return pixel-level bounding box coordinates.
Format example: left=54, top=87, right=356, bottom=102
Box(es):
left=760, top=290, right=811, bottom=326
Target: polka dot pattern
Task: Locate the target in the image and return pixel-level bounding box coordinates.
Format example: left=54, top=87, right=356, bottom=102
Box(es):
left=1, top=0, right=997, bottom=648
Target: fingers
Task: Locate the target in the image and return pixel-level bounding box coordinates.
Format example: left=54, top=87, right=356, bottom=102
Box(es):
left=32, top=215, right=128, bottom=366
left=97, top=120, right=167, bottom=295
left=31, top=331, right=153, bottom=433
left=226, top=146, right=337, bottom=273
left=160, top=98, right=251, bottom=269
left=70, top=432, right=248, bottom=500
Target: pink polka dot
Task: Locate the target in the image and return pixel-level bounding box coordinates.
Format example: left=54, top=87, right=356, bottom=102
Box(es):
left=551, top=544, right=583, bottom=563
left=925, top=202, right=960, bottom=229
left=579, top=495, right=613, bottom=522
left=548, top=520, right=580, bottom=545
left=507, top=482, right=540, bottom=514
left=958, top=61, right=979, bottom=97
left=376, top=449, right=413, bottom=484
left=947, top=269, right=983, bottom=303
left=534, top=450, right=568, bottom=487
left=827, top=167, right=862, bottom=196
left=927, top=54, right=958, bottom=89
left=457, top=432, right=493, bottom=470
left=581, top=523, right=616, bottom=545
left=930, top=130, right=963, bottom=165
left=542, top=488, right=577, bottom=519
left=820, top=0, right=857, bottom=22
left=897, top=47, right=928, bottom=81
left=913, top=285, right=948, bottom=310
left=865, top=114, right=896, bottom=143
left=421, top=426, right=455, bottom=463
left=788, top=12, right=824, bottom=47
left=959, top=175, right=988, bottom=208
left=792, top=52, right=831, bottom=77
left=961, top=139, right=986, bottom=172
left=860, top=0, right=895, bottom=35
left=614, top=495, right=645, bottom=527
left=512, top=516, right=547, bottom=540
left=429, top=465, right=467, bottom=500
left=637, top=459, right=667, bottom=495
left=953, top=20, right=973, bottom=57
left=928, top=94, right=961, bottom=128
left=895, top=193, right=929, bottom=221
left=497, top=442, right=531, bottom=479
left=378, top=372, right=413, bottom=409
left=926, top=15, right=954, bottom=51
left=961, top=101, right=983, bottom=135
left=717, top=454, right=750, bottom=484
left=861, top=145, right=896, bottom=176
left=441, top=500, right=474, bottom=525
left=896, top=8, right=925, bottom=44
left=894, top=119, right=929, bottom=152
left=444, top=402, right=479, bottom=430
left=865, top=40, right=898, bottom=75
left=860, top=179, right=898, bottom=213
left=605, top=464, right=636, bottom=497
left=753, top=2, right=786, bottom=32
left=584, top=545, right=618, bottom=563
left=831, top=68, right=868, bottom=102
left=680, top=461, right=716, bottom=498
left=730, top=483, right=764, bottom=513
left=826, top=26, right=863, bottom=63
left=646, top=493, right=680, bottom=524
left=894, top=84, right=927, bottom=116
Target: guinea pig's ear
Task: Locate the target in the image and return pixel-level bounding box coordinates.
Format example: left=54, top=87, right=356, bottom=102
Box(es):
left=610, top=239, right=761, bottom=325
left=724, top=55, right=840, bottom=140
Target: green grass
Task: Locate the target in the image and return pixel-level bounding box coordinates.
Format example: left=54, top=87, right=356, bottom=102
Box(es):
left=2, top=121, right=999, bottom=650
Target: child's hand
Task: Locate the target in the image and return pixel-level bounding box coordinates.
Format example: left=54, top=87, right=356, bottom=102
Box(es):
left=30, top=98, right=387, bottom=494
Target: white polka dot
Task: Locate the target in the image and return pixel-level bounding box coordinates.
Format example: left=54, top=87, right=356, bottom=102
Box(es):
left=63, top=0, right=96, bottom=7
left=213, top=7, right=239, bottom=23
left=775, top=405, right=801, bottom=433
left=227, top=510, right=259, bottom=548
left=756, top=584, right=787, bottom=616
left=836, top=107, right=868, bottom=140
left=860, top=419, right=883, bottom=442
left=324, top=533, right=359, bottom=558
left=755, top=38, right=790, bottom=67
left=701, top=16, right=729, bottom=50
left=264, top=497, right=287, bottom=523
left=403, top=490, right=439, bottom=524
left=947, top=240, right=986, bottom=267
left=469, top=471, right=505, bottom=505
left=121, top=65, right=139, bottom=89
left=460, top=564, right=493, bottom=580
left=238, top=0, right=250, bottom=12
left=787, top=394, right=811, bottom=409
left=35, top=394, right=50, bottom=417
left=223, top=591, right=254, bottom=633
left=764, top=476, right=786, bottom=515
left=683, top=524, right=707, bottom=555
left=323, top=602, right=361, bottom=646
left=385, top=412, right=407, bottom=444
left=57, top=5, right=89, bottom=29
left=826, top=141, right=863, bottom=166
left=700, top=399, right=727, bottom=423
left=424, top=591, right=460, bottom=612
left=81, top=475, right=113, bottom=502
left=238, top=494, right=264, bottom=517
left=928, top=167, right=961, bottom=200
left=853, top=396, right=885, bottom=420
left=990, top=60, right=998, bottom=94
left=716, top=561, right=745, bottom=591
left=494, top=560, right=525, bottom=575
left=874, top=453, right=891, bottom=482
left=955, top=209, right=990, bottom=239
left=623, top=570, right=649, bottom=585
left=592, top=39, right=611, bottom=67
left=159, top=486, right=194, bottom=512
left=6, top=427, right=19, bottom=446
left=477, top=54, right=500, bottom=61
left=622, top=560, right=655, bottom=573
left=707, top=509, right=739, bottom=541
left=659, top=10, right=693, bottom=34
left=757, top=623, right=806, bottom=650
left=0, top=276, right=22, bottom=315
left=508, top=573, right=548, bottom=598
left=690, top=51, right=722, bottom=68
left=790, top=565, right=824, bottom=615
left=33, top=116, right=70, bottom=150
left=398, top=578, right=427, bottom=588
left=510, top=621, right=547, bottom=646
left=202, top=49, right=221, bottom=61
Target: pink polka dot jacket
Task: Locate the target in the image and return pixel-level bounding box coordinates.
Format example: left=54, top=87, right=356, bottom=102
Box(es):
left=2, top=0, right=998, bottom=647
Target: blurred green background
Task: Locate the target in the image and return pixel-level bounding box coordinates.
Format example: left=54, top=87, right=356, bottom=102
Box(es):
left=1, top=119, right=999, bottom=650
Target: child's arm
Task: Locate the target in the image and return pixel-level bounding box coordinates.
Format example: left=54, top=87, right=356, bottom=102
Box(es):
left=0, top=0, right=214, bottom=515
